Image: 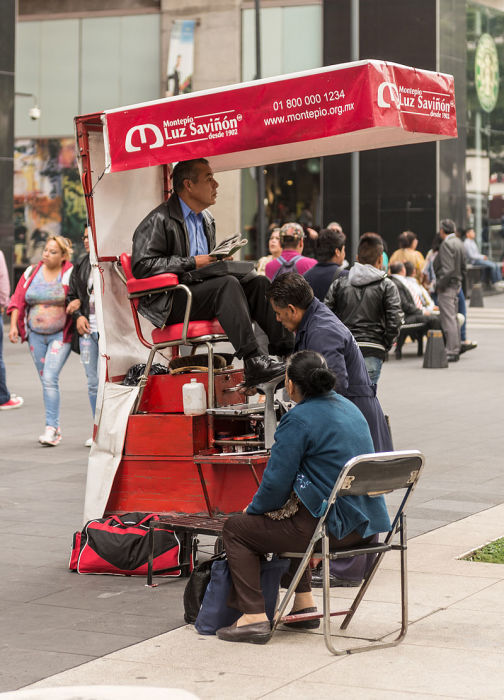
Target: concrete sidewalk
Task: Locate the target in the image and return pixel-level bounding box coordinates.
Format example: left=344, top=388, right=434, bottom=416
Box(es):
left=1, top=293, right=503, bottom=695
left=20, top=504, right=504, bottom=699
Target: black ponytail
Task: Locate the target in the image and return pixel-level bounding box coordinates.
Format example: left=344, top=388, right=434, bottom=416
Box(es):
left=286, top=350, right=337, bottom=398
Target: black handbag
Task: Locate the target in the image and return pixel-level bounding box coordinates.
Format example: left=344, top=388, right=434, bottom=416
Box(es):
left=183, top=553, right=225, bottom=624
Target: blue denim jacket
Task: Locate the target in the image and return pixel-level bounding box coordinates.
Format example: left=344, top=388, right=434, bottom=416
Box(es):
left=247, top=392, right=391, bottom=539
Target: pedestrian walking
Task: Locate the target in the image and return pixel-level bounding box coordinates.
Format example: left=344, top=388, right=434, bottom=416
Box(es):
left=66, top=228, right=98, bottom=446
left=7, top=236, right=73, bottom=445
left=0, top=250, right=23, bottom=410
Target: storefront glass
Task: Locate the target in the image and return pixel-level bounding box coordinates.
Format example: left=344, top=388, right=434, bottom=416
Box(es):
left=466, top=2, right=504, bottom=262
left=241, top=4, right=322, bottom=257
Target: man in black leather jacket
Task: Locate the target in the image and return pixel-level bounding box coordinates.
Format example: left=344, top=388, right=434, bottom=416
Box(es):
left=325, top=233, right=403, bottom=385
left=131, top=158, right=292, bottom=386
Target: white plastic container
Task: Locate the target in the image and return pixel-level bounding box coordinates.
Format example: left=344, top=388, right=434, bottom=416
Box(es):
left=182, top=377, right=207, bottom=416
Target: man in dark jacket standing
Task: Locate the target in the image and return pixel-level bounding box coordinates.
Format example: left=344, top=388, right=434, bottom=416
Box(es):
left=325, top=233, right=403, bottom=385
left=433, top=219, right=466, bottom=362
left=131, top=158, right=292, bottom=386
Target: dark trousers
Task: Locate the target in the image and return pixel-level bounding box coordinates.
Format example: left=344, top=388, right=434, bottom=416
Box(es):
left=223, top=503, right=369, bottom=614
left=168, top=274, right=293, bottom=359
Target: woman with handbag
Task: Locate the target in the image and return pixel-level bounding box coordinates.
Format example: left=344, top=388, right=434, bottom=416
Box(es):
left=217, top=350, right=391, bottom=644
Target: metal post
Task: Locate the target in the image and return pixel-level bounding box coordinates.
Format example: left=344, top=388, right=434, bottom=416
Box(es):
left=255, top=0, right=267, bottom=256
left=350, top=0, right=360, bottom=261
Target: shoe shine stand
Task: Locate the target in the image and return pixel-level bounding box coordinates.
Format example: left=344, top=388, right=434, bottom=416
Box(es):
left=256, top=376, right=285, bottom=449
left=137, top=367, right=284, bottom=585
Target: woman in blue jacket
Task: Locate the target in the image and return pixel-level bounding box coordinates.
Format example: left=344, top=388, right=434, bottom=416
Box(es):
left=217, top=350, right=391, bottom=645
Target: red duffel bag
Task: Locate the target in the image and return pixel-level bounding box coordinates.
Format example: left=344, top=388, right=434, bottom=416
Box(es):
left=69, top=512, right=181, bottom=576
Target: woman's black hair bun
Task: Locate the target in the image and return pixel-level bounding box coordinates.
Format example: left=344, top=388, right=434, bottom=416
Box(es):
left=309, top=366, right=336, bottom=394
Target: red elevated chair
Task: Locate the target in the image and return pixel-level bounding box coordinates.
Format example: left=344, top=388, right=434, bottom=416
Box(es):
left=115, top=253, right=227, bottom=409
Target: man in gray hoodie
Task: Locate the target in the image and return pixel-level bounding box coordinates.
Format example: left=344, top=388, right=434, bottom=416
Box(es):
left=325, top=232, right=403, bottom=385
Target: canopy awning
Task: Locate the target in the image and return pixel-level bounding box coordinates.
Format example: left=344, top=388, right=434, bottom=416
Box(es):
left=101, top=59, right=457, bottom=174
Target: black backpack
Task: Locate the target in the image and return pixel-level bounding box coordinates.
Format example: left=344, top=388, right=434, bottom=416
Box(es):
left=272, top=254, right=302, bottom=279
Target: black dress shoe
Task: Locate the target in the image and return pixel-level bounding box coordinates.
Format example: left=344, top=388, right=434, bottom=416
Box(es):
left=310, top=567, right=362, bottom=588
left=244, top=354, right=285, bottom=387
left=282, top=606, right=320, bottom=629
left=216, top=620, right=272, bottom=644
left=460, top=341, right=477, bottom=354
left=447, top=353, right=460, bottom=362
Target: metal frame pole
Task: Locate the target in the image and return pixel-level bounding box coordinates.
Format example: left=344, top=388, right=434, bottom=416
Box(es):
left=350, top=0, right=360, bottom=261
left=255, top=0, right=267, bottom=256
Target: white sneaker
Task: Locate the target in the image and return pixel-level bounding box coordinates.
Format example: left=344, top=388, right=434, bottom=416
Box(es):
left=0, top=395, right=24, bottom=410
left=39, top=426, right=62, bottom=446
left=84, top=437, right=93, bottom=447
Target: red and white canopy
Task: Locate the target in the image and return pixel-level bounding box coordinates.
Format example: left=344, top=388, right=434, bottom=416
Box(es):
left=103, top=59, right=457, bottom=174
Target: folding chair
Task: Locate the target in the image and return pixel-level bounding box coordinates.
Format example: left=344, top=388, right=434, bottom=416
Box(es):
left=114, top=253, right=227, bottom=410
left=273, top=449, right=424, bottom=655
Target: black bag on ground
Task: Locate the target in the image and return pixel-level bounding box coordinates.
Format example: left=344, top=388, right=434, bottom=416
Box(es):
left=183, top=553, right=225, bottom=624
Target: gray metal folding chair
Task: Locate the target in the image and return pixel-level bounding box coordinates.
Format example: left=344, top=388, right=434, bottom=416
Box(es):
left=272, top=449, right=424, bottom=655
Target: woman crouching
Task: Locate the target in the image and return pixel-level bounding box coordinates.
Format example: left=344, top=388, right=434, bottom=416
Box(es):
left=218, top=350, right=391, bottom=644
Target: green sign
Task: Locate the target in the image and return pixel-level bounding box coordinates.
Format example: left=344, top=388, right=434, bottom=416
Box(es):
left=475, top=33, right=499, bottom=113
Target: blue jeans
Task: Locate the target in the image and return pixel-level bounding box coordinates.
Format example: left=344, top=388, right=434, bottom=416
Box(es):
left=472, top=259, right=502, bottom=285
left=0, top=315, right=10, bottom=404
left=364, top=355, right=383, bottom=385
left=28, top=330, right=71, bottom=428
left=79, top=331, right=99, bottom=416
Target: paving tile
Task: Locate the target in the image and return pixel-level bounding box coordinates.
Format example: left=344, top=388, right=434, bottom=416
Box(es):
left=0, top=647, right=94, bottom=691
left=452, top=579, right=504, bottom=612
left=405, top=606, right=504, bottom=653
left=420, top=499, right=494, bottom=514
left=301, top=645, right=504, bottom=699
left=263, top=681, right=447, bottom=699
left=9, top=628, right=141, bottom=658
left=27, top=659, right=285, bottom=699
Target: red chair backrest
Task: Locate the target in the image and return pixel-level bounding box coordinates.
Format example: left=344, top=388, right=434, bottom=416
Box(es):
left=120, top=253, right=134, bottom=281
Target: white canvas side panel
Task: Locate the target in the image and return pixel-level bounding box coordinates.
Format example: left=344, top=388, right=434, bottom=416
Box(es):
left=88, top=129, right=165, bottom=258
left=83, top=382, right=139, bottom=523
left=87, top=129, right=165, bottom=379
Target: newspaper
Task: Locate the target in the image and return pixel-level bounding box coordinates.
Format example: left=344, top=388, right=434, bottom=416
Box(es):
left=210, top=233, right=248, bottom=259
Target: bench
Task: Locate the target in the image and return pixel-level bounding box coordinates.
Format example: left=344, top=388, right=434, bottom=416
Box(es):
left=394, top=322, right=428, bottom=360
left=466, top=264, right=482, bottom=297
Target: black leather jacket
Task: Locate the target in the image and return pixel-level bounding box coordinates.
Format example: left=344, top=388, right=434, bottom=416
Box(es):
left=131, top=194, right=216, bottom=327
left=66, top=254, right=92, bottom=353
left=325, top=269, right=403, bottom=354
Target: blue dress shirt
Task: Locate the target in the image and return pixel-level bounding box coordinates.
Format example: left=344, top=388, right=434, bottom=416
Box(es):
left=180, top=199, right=209, bottom=256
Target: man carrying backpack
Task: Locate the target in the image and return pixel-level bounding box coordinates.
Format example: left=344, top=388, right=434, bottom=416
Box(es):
left=265, top=222, right=316, bottom=280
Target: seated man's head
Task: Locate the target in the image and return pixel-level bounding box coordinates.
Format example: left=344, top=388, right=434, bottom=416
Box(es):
left=172, top=158, right=219, bottom=212
left=403, top=261, right=415, bottom=278
left=316, top=227, right=346, bottom=264
left=267, top=272, right=314, bottom=332
left=279, top=222, right=305, bottom=252
left=390, top=262, right=406, bottom=276
left=398, top=230, right=418, bottom=250
left=326, top=221, right=343, bottom=233
left=357, top=232, right=383, bottom=269
left=464, top=227, right=476, bottom=240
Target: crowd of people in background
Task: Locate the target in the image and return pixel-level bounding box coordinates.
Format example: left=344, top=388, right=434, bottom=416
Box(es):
left=2, top=210, right=503, bottom=444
